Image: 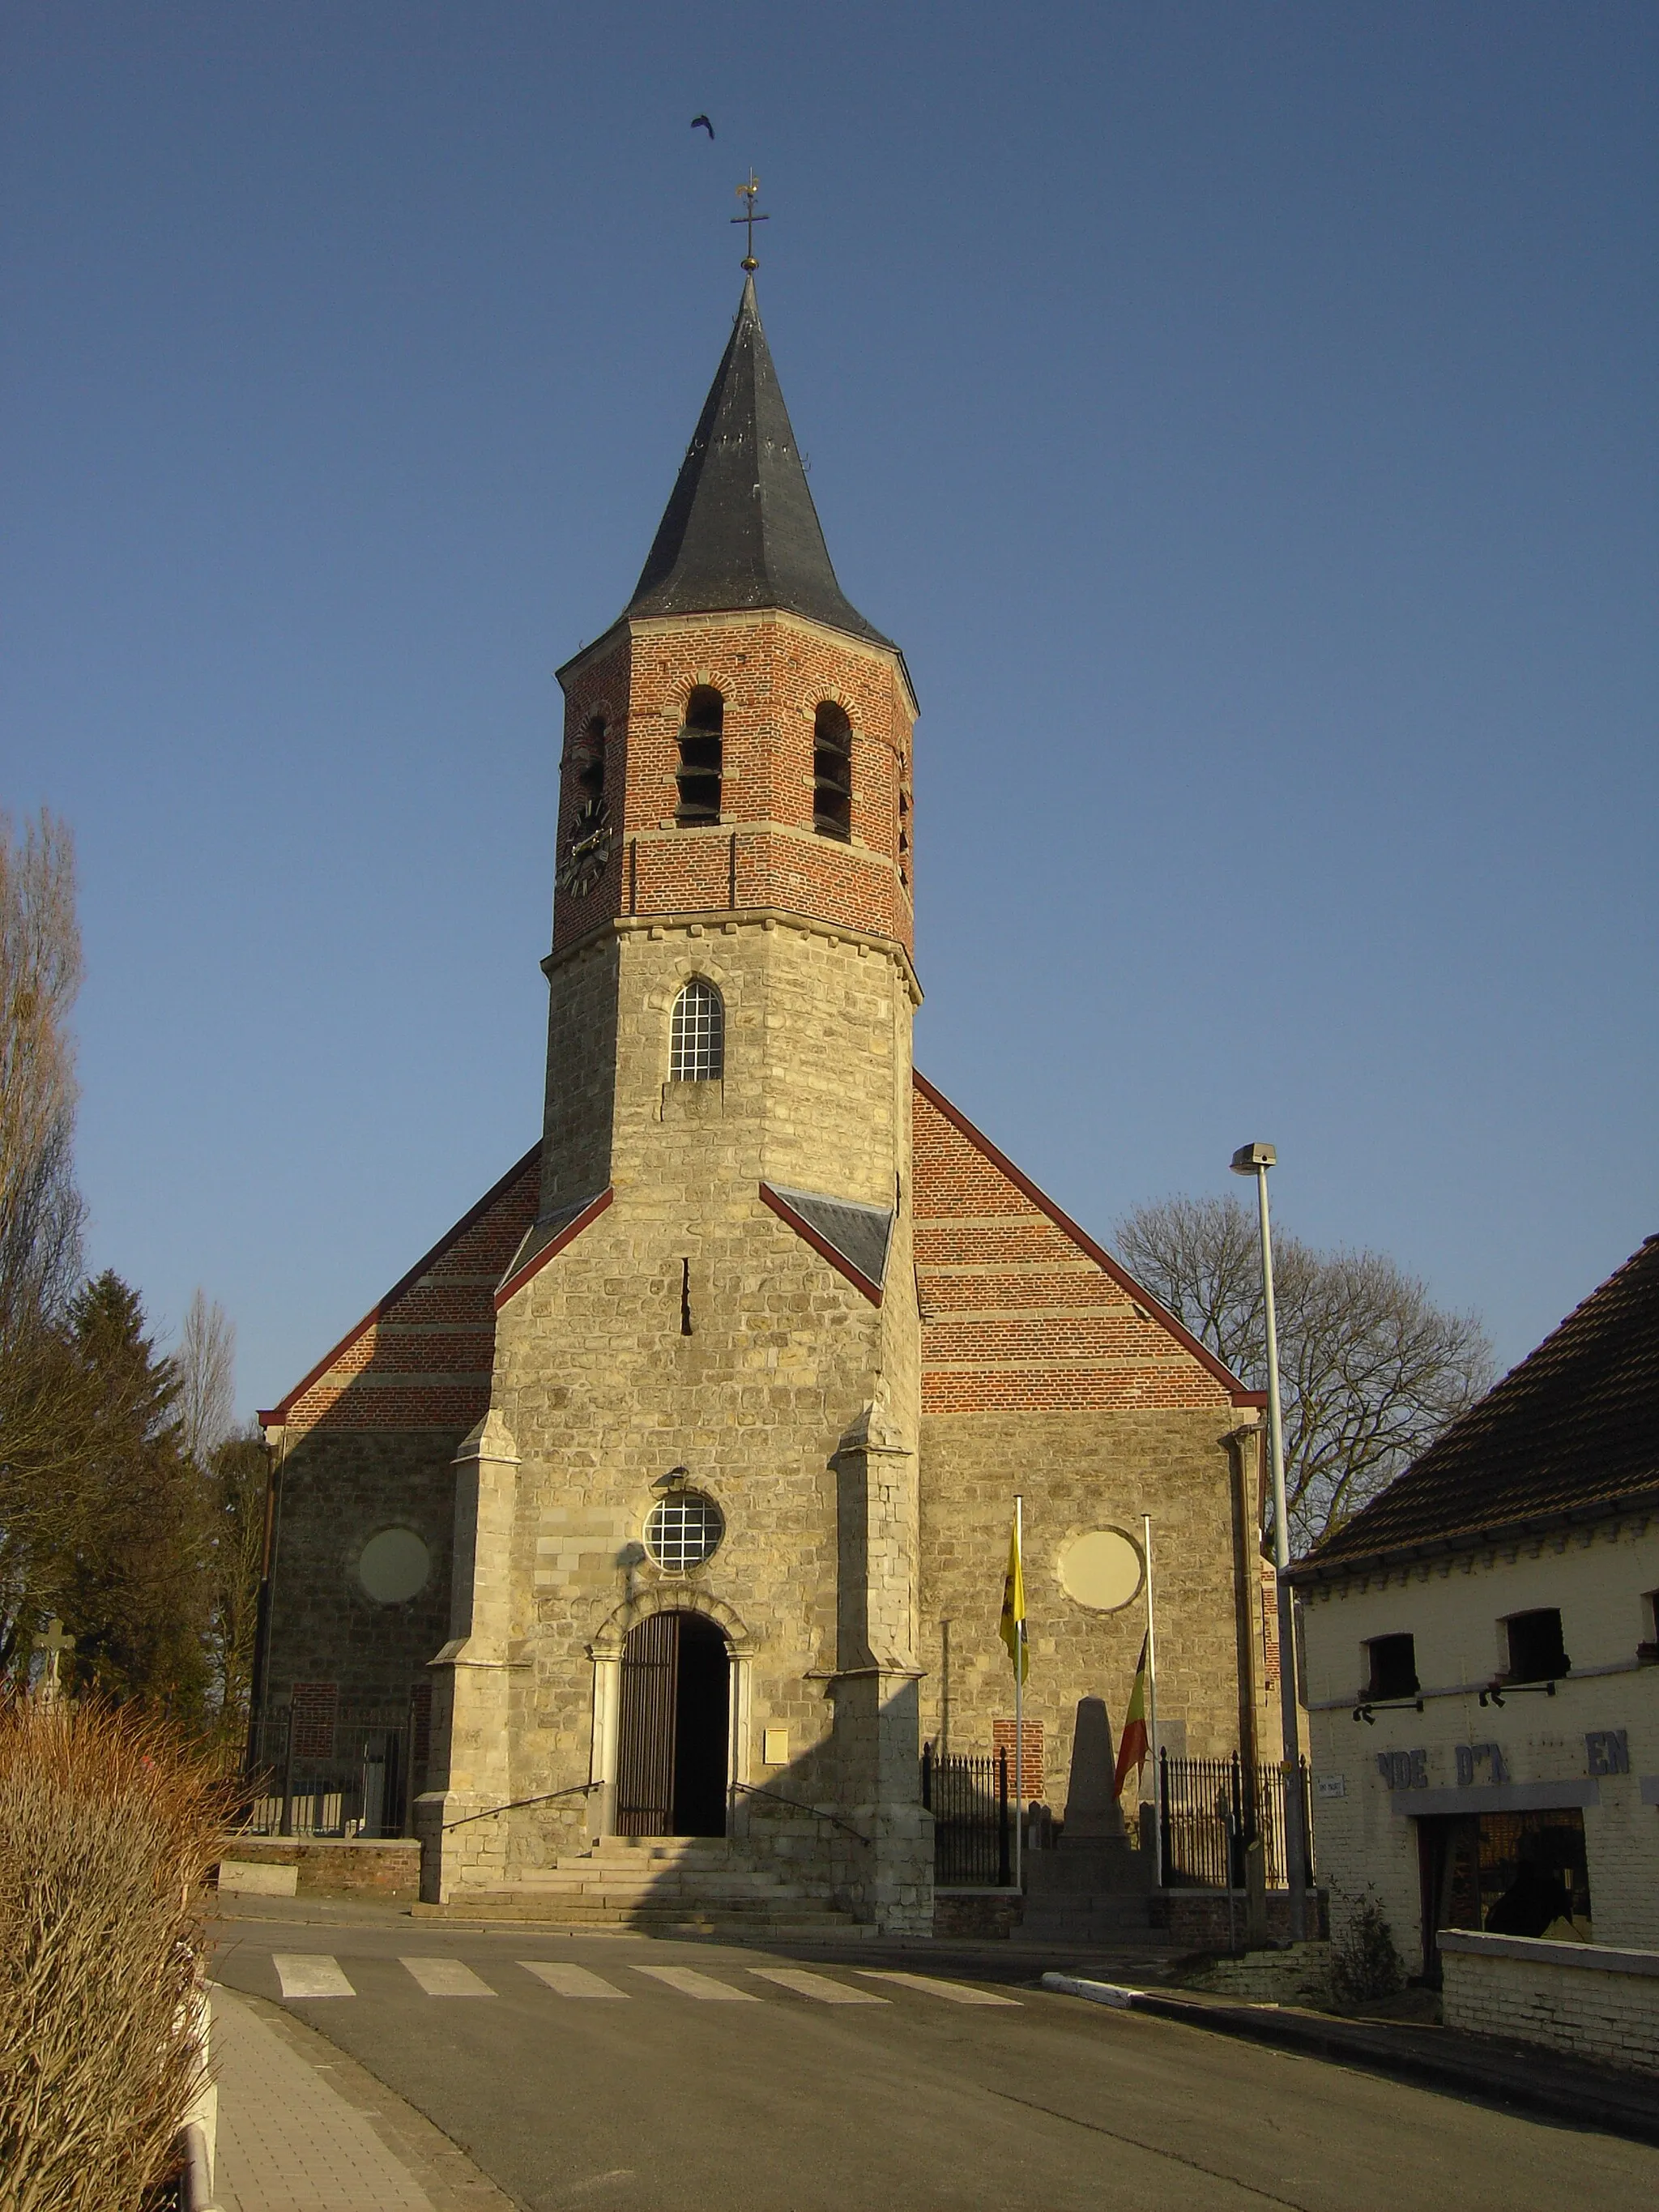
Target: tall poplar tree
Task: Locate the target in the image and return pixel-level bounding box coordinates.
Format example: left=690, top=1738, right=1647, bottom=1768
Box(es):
left=0, top=811, right=92, bottom=1680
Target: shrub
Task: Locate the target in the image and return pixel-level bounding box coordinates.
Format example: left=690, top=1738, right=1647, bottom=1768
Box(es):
left=1329, top=1889, right=1406, bottom=2007
left=0, top=1696, right=224, bottom=2212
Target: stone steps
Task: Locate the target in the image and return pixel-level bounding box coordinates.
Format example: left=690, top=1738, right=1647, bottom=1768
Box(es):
left=488, top=1884, right=838, bottom=1911
left=412, top=1896, right=869, bottom=1934
left=424, top=1831, right=859, bottom=1932
left=504, top=1888, right=814, bottom=1911
left=512, top=1865, right=799, bottom=1891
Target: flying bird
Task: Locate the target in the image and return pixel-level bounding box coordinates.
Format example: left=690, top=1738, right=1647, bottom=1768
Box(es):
left=691, top=114, right=714, bottom=139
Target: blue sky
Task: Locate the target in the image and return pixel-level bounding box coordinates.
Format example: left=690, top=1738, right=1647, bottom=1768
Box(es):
left=3, top=3, right=1654, bottom=1415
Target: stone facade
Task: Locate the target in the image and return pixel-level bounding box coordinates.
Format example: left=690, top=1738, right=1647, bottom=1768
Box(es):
left=256, top=1151, right=539, bottom=1720
left=254, top=280, right=1269, bottom=1934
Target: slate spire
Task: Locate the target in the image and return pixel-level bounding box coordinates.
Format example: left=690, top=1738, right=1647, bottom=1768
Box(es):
left=622, top=277, right=892, bottom=649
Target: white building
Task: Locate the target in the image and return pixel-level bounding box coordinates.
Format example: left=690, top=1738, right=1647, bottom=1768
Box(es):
left=1294, top=1234, right=1659, bottom=2073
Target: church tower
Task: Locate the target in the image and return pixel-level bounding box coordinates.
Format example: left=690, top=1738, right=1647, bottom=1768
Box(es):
left=420, top=278, right=931, bottom=1928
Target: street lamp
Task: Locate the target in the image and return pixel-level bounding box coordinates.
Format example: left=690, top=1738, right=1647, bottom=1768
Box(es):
left=1230, top=1141, right=1309, bottom=1941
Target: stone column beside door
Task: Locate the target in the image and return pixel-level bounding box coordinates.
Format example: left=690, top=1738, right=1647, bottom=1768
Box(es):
left=830, top=1414, right=932, bottom=1934
left=416, top=1411, right=527, bottom=1902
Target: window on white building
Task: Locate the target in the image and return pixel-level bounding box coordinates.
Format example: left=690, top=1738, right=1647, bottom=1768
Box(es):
left=1503, top=1607, right=1569, bottom=1683
left=1363, top=1633, right=1418, bottom=1700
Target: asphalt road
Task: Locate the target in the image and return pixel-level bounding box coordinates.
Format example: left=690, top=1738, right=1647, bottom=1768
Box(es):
left=209, top=1911, right=1656, bottom=2211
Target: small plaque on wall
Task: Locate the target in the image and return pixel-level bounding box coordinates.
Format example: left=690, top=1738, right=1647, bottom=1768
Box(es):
left=762, top=1727, right=789, bottom=1767
left=1316, top=1773, right=1346, bottom=1800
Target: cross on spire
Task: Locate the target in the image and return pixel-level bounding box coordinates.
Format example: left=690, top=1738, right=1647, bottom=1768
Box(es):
left=731, top=171, right=769, bottom=271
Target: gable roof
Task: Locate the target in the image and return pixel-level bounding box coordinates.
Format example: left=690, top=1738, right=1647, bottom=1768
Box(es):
left=912, top=1071, right=1262, bottom=1415
left=1295, top=1232, right=1659, bottom=1579
left=257, top=1146, right=540, bottom=1431
left=619, top=276, right=893, bottom=650
left=262, top=1078, right=1266, bottom=1437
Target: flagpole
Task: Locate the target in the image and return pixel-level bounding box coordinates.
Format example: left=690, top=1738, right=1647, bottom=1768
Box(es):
left=1013, top=1493, right=1024, bottom=1894
left=1143, top=1512, right=1160, bottom=1881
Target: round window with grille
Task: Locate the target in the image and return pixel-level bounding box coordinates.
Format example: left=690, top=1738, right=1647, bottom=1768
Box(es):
left=645, top=1491, right=725, bottom=1573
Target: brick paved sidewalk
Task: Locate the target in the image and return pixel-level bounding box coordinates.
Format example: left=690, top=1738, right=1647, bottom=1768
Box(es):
left=209, top=1984, right=437, bottom=2212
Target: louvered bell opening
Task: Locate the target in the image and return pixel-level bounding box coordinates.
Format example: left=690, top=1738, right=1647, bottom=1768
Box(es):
left=812, top=756, right=851, bottom=839
left=676, top=730, right=723, bottom=824
left=675, top=686, right=724, bottom=826
left=812, top=702, right=853, bottom=840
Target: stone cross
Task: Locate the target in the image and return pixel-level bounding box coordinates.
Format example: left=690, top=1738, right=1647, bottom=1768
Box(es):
left=32, top=1616, right=75, bottom=1702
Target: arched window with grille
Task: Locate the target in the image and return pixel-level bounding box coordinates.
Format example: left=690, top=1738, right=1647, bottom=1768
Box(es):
left=676, top=687, right=723, bottom=825
left=669, top=978, right=724, bottom=1081
left=812, top=702, right=852, bottom=840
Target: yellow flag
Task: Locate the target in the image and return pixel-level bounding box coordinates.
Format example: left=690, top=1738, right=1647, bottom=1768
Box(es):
left=998, top=1515, right=1028, bottom=1683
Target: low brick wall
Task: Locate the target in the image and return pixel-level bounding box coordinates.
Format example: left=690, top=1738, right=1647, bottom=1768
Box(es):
left=1440, top=1931, right=1659, bottom=2076
left=1150, top=1889, right=1328, bottom=1949
left=215, top=1836, right=421, bottom=1900
left=1183, top=1941, right=1333, bottom=2002
left=934, top=1888, right=1022, bottom=1938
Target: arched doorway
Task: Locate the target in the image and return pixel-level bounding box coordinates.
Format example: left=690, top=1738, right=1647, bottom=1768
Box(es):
left=615, top=1611, right=730, bottom=1836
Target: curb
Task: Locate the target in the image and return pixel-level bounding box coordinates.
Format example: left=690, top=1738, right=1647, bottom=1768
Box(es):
left=1038, top=1974, right=1659, bottom=2149
left=1042, top=1973, right=1139, bottom=2008
left=179, top=2121, right=220, bottom=2212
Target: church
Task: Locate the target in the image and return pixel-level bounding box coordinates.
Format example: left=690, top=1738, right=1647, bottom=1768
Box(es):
left=254, top=271, right=1273, bottom=1932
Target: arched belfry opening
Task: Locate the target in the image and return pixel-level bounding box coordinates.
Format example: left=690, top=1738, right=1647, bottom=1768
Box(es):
left=615, top=1610, right=731, bottom=1836
left=812, top=701, right=852, bottom=839
left=675, top=687, right=723, bottom=825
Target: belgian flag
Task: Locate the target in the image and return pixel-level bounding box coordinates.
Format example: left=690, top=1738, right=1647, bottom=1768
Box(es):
left=1112, top=1634, right=1150, bottom=1800
left=997, top=1516, right=1028, bottom=1685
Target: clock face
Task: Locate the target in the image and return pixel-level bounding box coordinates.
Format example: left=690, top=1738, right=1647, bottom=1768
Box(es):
left=558, top=798, right=613, bottom=900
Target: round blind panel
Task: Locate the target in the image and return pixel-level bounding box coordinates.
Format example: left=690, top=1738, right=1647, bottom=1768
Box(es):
left=1058, top=1529, right=1143, bottom=1613
left=645, top=1492, right=725, bottom=1571
left=357, top=1527, right=431, bottom=1604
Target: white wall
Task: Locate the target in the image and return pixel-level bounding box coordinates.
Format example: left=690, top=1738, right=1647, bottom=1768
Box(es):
left=1299, top=1516, right=1659, bottom=1964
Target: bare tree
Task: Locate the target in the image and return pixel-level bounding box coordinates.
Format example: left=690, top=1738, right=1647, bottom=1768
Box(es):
left=0, top=811, right=84, bottom=1333
left=1115, top=1194, right=1494, bottom=1552
left=175, top=1289, right=235, bottom=1468
left=203, top=1426, right=268, bottom=1741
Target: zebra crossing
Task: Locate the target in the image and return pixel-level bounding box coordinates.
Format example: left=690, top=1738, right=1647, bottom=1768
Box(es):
left=267, top=1952, right=1021, bottom=2009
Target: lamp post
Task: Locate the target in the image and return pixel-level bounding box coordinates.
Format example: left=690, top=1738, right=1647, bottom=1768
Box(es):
left=1230, top=1141, right=1308, bottom=1941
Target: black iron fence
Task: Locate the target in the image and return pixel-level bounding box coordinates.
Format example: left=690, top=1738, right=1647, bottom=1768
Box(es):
left=1158, top=1750, right=1313, bottom=1890
left=237, top=1700, right=423, bottom=1838
left=921, top=1742, right=1011, bottom=1887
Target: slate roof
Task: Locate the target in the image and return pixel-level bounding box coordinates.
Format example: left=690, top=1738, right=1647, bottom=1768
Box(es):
left=762, top=1183, right=894, bottom=1297
left=1294, top=1233, right=1659, bottom=1579
left=620, top=276, right=893, bottom=650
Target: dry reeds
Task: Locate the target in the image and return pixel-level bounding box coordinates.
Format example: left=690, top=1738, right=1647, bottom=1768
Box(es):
left=0, top=1696, right=224, bottom=2212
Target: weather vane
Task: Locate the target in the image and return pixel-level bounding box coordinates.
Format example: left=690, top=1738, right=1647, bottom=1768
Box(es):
left=731, top=172, right=769, bottom=271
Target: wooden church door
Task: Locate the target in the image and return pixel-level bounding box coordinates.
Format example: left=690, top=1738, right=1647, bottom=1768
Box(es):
left=615, top=1612, right=730, bottom=1837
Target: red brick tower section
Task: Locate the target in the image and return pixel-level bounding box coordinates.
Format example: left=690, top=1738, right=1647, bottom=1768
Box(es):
left=552, top=613, right=915, bottom=961
left=546, top=276, right=916, bottom=971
